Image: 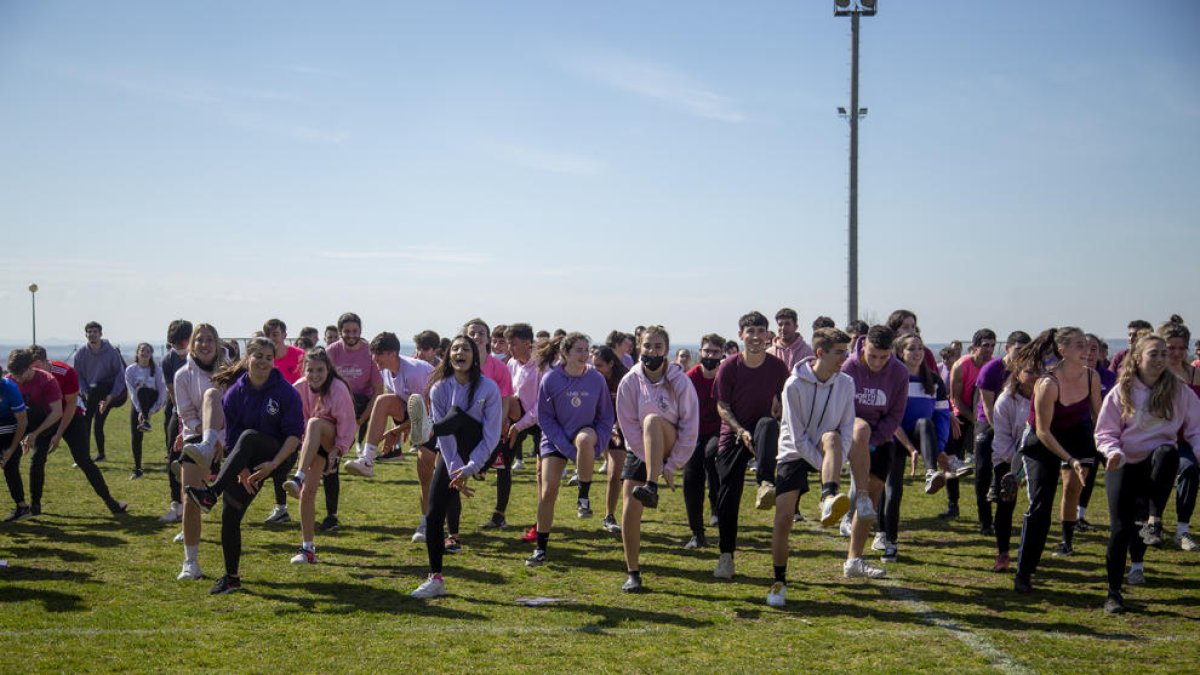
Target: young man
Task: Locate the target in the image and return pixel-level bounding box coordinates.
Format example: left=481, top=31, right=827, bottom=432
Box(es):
left=840, top=325, right=907, bottom=577
left=944, top=329, right=994, bottom=520
left=767, top=328, right=856, bottom=606
left=262, top=318, right=307, bottom=524
left=324, top=312, right=385, bottom=531
left=413, top=330, right=441, bottom=367
left=973, top=330, right=1030, bottom=535
left=767, top=308, right=816, bottom=372
left=711, top=311, right=790, bottom=579
left=682, top=333, right=725, bottom=549
left=4, top=350, right=60, bottom=521
left=486, top=323, right=541, bottom=530
left=491, top=325, right=511, bottom=364
left=324, top=325, right=339, bottom=348
left=72, top=321, right=127, bottom=462
left=160, top=320, right=193, bottom=523
left=296, top=327, right=319, bottom=349
left=1110, top=319, right=1152, bottom=375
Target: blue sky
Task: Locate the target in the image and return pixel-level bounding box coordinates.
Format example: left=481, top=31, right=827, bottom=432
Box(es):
left=1, top=1, right=1197, bottom=347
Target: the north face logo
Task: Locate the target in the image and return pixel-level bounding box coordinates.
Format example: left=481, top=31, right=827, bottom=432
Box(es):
left=856, top=388, right=888, bottom=407
left=267, top=398, right=280, bottom=415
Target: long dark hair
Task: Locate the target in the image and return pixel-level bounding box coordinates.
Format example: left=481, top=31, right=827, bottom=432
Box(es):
left=212, top=336, right=274, bottom=388
left=429, top=335, right=482, bottom=407
left=535, top=332, right=589, bottom=370
left=592, top=346, right=629, bottom=391
left=135, top=342, right=157, bottom=377
left=302, top=347, right=348, bottom=397
left=893, top=333, right=935, bottom=395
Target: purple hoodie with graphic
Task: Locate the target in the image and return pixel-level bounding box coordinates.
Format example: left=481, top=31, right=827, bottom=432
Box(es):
left=841, top=342, right=909, bottom=447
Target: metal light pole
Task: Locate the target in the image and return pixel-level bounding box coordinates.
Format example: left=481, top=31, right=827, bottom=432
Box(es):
left=29, top=283, right=39, bottom=345
left=835, top=0, right=875, bottom=324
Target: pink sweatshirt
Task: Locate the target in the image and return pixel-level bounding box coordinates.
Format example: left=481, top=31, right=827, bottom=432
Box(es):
left=174, top=355, right=217, bottom=440
left=615, top=362, right=700, bottom=479
left=509, top=356, right=541, bottom=431
left=1095, top=379, right=1200, bottom=465
left=293, top=376, right=358, bottom=456
left=767, top=335, right=815, bottom=372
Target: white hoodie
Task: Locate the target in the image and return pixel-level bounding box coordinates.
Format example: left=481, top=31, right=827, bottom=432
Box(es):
left=777, top=356, right=857, bottom=470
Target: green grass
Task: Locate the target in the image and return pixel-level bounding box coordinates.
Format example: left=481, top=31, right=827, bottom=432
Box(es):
left=2, top=414, right=1198, bottom=673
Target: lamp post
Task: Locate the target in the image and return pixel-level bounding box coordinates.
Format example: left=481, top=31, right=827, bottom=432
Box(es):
left=834, top=0, right=876, bottom=324
left=29, top=283, right=39, bottom=345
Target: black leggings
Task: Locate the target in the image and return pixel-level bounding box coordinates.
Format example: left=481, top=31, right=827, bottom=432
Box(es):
left=1077, top=449, right=1104, bottom=511
left=914, top=417, right=939, bottom=471
left=129, top=388, right=159, bottom=471
left=425, top=409, right=483, bottom=573
left=992, top=461, right=1016, bottom=555
left=84, top=383, right=117, bottom=456
left=211, top=429, right=280, bottom=577
left=1176, top=441, right=1198, bottom=524
left=684, top=433, right=719, bottom=537
left=1106, top=446, right=1179, bottom=594
left=495, top=425, right=540, bottom=516
left=166, top=414, right=181, bottom=504
left=30, top=412, right=117, bottom=510
left=1016, top=445, right=1061, bottom=580
left=974, top=424, right=994, bottom=529
left=945, top=416, right=973, bottom=506
left=879, top=441, right=907, bottom=543
left=715, top=417, right=779, bottom=554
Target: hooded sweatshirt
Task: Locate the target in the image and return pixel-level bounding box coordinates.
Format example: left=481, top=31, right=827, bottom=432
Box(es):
left=124, top=362, right=168, bottom=415
left=294, top=376, right=358, bottom=456
left=776, top=357, right=856, bottom=470
left=73, top=339, right=127, bottom=396
left=767, top=335, right=816, bottom=372
left=538, top=365, right=614, bottom=458
left=174, top=354, right=218, bottom=440
left=841, top=342, right=909, bottom=447
left=1095, top=379, right=1200, bottom=465
left=429, top=374, right=503, bottom=477
left=221, top=368, right=304, bottom=449
left=615, top=362, right=699, bottom=479
left=992, top=388, right=1031, bottom=466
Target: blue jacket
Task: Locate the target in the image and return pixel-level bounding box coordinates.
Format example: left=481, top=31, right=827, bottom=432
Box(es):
left=899, top=373, right=951, bottom=452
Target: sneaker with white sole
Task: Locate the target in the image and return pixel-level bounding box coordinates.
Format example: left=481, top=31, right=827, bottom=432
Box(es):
left=284, top=476, right=303, bottom=500
left=577, top=498, right=593, bottom=519
left=844, top=557, right=886, bottom=579
left=182, top=440, right=215, bottom=467
left=512, top=458, right=526, bottom=471
left=407, top=394, right=432, bottom=446
left=947, top=456, right=974, bottom=478
left=924, top=469, right=947, bottom=495
left=159, top=502, right=182, bottom=523
left=839, top=512, right=853, bottom=537
left=602, top=514, right=621, bottom=534
left=1126, top=567, right=1145, bottom=586
left=855, top=495, right=877, bottom=522
left=173, top=531, right=185, bottom=543
left=264, top=505, right=290, bottom=524
left=177, top=560, right=202, bottom=580
left=525, top=549, right=547, bottom=567
left=755, top=482, right=776, bottom=510
left=1176, top=531, right=1199, bottom=552
left=871, top=532, right=889, bottom=551
left=820, top=493, right=850, bottom=527
left=713, top=552, right=734, bottom=579
left=290, top=547, right=317, bottom=564
left=411, top=524, right=427, bottom=543
left=766, top=581, right=787, bottom=607
left=597, top=460, right=607, bottom=474
left=567, top=472, right=580, bottom=487
left=343, top=457, right=375, bottom=478
left=411, top=574, right=446, bottom=599
left=882, top=542, right=898, bottom=563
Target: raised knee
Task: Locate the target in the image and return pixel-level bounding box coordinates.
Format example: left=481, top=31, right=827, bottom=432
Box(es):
left=852, top=419, right=871, bottom=443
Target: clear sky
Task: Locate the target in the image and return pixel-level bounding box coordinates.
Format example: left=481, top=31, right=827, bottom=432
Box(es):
left=1, top=0, right=1197, bottom=346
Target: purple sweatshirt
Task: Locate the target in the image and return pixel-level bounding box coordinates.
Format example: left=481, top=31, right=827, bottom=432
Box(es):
left=429, top=374, right=502, bottom=477
left=73, top=339, right=127, bottom=397
left=538, top=365, right=614, bottom=459
left=841, top=346, right=910, bottom=447
left=221, top=368, right=305, bottom=449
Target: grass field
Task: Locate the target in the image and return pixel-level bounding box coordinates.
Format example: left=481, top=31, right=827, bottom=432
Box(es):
left=2, top=413, right=1198, bottom=673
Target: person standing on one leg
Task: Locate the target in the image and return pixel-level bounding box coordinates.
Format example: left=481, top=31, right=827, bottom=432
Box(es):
left=3, top=350, right=57, bottom=521
left=944, top=329, right=995, bottom=520
left=682, top=333, right=725, bottom=549
left=989, top=363, right=1039, bottom=573
left=73, top=321, right=127, bottom=462
left=261, top=318, right=306, bottom=525
left=325, top=312, right=385, bottom=531
left=124, top=343, right=168, bottom=480
left=972, top=331, right=1029, bottom=536
left=591, top=347, right=628, bottom=534
left=159, top=321, right=193, bottom=523
left=487, top=324, right=541, bottom=531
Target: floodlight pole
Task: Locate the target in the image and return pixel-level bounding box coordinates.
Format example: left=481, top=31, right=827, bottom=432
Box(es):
left=29, top=283, right=39, bottom=345
left=836, top=1, right=874, bottom=324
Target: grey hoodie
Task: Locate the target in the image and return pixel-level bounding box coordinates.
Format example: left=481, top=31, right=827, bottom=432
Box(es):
left=73, top=339, right=127, bottom=397
left=777, top=356, right=857, bottom=470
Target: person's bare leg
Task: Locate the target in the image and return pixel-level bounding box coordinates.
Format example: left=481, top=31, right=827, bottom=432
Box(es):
left=296, top=418, right=329, bottom=481
left=365, top=395, right=404, bottom=448
left=848, top=419, right=874, bottom=560
left=642, top=415, right=676, bottom=484
left=621, top=480, right=643, bottom=571
left=605, top=448, right=624, bottom=517
left=575, top=429, right=597, bottom=484
left=772, top=490, right=801, bottom=567
left=417, top=447, right=435, bottom=516
left=181, top=462, right=205, bottom=547
left=301, top=454, right=327, bottom=545
left=850, top=476, right=885, bottom=559
left=1060, top=468, right=1083, bottom=521
left=821, top=431, right=843, bottom=484
left=537, top=456, right=567, bottom=534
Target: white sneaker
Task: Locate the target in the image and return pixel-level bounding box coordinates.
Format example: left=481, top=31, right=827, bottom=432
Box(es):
left=411, top=524, right=427, bottom=543
left=713, top=552, right=734, bottom=579
left=159, top=502, right=182, bottom=523
left=855, top=494, right=877, bottom=522
left=872, top=532, right=889, bottom=551
left=820, top=493, right=850, bottom=527
left=343, top=457, right=375, bottom=478
left=755, top=482, right=776, bottom=510
left=411, top=574, right=446, bottom=598
left=177, top=560, right=202, bottom=580
left=182, top=440, right=214, bottom=467
left=766, top=581, right=787, bottom=607
left=512, top=458, right=525, bottom=471
left=264, top=504, right=290, bottom=524
left=1126, top=567, right=1145, bottom=586
left=1177, top=531, right=1199, bottom=551
left=844, top=557, right=886, bottom=579
left=839, top=513, right=853, bottom=537
left=407, top=394, right=433, bottom=446
left=567, top=471, right=580, bottom=486
left=290, top=547, right=317, bottom=564
left=173, top=531, right=185, bottom=543
left=597, top=460, right=607, bottom=474
left=948, top=456, right=974, bottom=478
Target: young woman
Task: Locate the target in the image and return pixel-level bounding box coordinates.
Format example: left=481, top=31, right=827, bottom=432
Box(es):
left=184, top=337, right=305, bottom=594
left=284, top=348, right=356, bottom=564
left=989, top=361, right=1040, bottom=572
left=1075, top=333, right=1117, bottom=531
left=524, top=333, right=614, bottom=566
left=614, top=325, right=699, bottom=592
left=1013, top=327, right=1102, bottom=594
left=889, top=334, right=951, bottom=562
left=1095, top=334, right=1200, bottom=612
left=407, top=335, right=502, bottom=598
left=124, top=342, right=168, bottom=480
left=591, top=346, right=628, bottom=534
left=1157, top=316, right=1200, bottom=552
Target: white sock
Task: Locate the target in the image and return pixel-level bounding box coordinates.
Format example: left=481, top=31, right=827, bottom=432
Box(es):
left=1077, top=506, right=1087, bottom=520
left=201, top=429, right=218, bottom=446
left=294, top=470, right=306, bottom=482
left=1130, top=562, right=1145, bottom=573
left=363, top=443, right=377, bottom=460
left=184, top=545, right=198, bottom=563
left=419, top=514, right=427, bottom=527
left=1178, top=522, right=1190, bottom=536
left=302, top=540, right=314, bottom=551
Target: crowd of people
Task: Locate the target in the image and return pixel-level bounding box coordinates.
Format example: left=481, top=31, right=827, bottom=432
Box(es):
left=2, top=310, right=1198, bottom=614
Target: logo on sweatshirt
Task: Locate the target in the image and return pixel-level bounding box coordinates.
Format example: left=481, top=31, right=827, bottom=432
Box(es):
left=564, top=389, right=589, bottom=408
left=855, top=389, right=888, bottom=407
left=267, top=398, right=280, bottom=416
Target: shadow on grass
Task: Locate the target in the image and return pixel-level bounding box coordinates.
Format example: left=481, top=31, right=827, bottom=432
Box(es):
left=5, top=521, right=127, bottom=548
left=262, top=542, right=386, bottom=558
left=1, top=544, right=97, bottom=563
left=248, top=579, right=488, bottom=619
left=0, top=585, right=86, bottom=613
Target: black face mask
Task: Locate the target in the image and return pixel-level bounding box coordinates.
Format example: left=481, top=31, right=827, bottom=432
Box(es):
left=700, top=357, right=721, bottom=371
left=641, top=354, right=665, bottom=371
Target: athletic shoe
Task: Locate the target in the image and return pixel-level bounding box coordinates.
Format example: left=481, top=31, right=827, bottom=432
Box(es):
left=138, top=420, right=153, bottom=433
left=871, top=532, right=889, bottom=551
left=577, top=498, right=593, bottom=519
left=481, top=513, right=508, bottom=530
left=109, top=501, right=129, bottom=516
left=4, top=505, right=32, bottom=522
left=992, top=553, right=1010, bottom=572
left=173, top=531, right=185, bottom=543
left=855, top=494, right=877, bottom=522
left=708, top=514, right=719, bottom=527
left=882, top=542, right=898, bottom=563
left=443, top=536, right=461, bottom=554
left=684, top=534, right=708, bottom=550
left=129, top=469, right=144, bottom=480
left=980, top=524, right=995, bottom=537
left=632, top=484, right=659, bottom=509
left=407, top=394, right=432, bottom=446
left=622, top=573, right=644, bottom=593
left=290, top=547, right=317, bottom=564
left=999, top=472, right=1019, bottom=504
left=924, top=469, right=946, bottom=495
left=512, top=458, right=525, bottom=471
left=938, top=502, right=960, bottom=520
left=284, top=476, right=303, bottom=500
left=1104, top=593, right=1125, bottom=614
left=567, top=472, right=579, bottom=487
left=1139, top=521, right=1164, bottom=547
left=159, top=502, right=182, bottom=522
left=1051, top=541, right=1074, bottom=557
left=411, top=524, right=427, bottom=543
left=819, top=493, right=850, bottom=527
left=1177, top=532, right=1200, bottom=551
left=754, top=482, right=776, bottom=510
left=377, top=447, right=405, bottom=463
left=522, top=525, right=538, bottom=542
left=766, top=581, right=787, bottom=608
left=713, top=552, right=734, bottom=579
left=525, top=549, right=546, bottom=567
left=264, top=505, right=290, bottom=524
left=597, top=460, right=607, bottom=474
left=411, top=574, right=446, bottom=599
left=343, top=457, right=375, bottom=478
left=177, top=560, right=202, bottom=580
left=316, top=515, right=340, bottom=532
left=986, top=484, right=999, bottom=503
left=184, top=486, right=217, bottom=514
left=793, top=511, right=805, bottom=523
left=1013, top=575, right=1033, bottom=594
left=839, top=513, right=853, bottom=538
left=1075, top=518, right=1092, bottom=533
left=947, top=456, right=974, bottom=478
left=1126, top=567, right=1145, bottom=586
left=94, top=453, right=106, bottom=462
left=602, top=514, right=621, bottom=534
left=182, top=440, right=214, bottom=467
left=843, top=557, right=886, bottom=579
left=209, top=575, right=241, bottom=595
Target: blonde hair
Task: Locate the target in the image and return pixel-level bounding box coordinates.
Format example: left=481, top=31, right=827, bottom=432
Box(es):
left=1117, top=334, right=1177, bottom=421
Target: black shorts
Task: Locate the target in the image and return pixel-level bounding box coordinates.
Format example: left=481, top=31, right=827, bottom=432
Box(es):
left=775, top=458, right=815, bottom=496
left=869, top=441, right=898, bottom=481
left=352, top=394, right=372, bottom=419
left=541, top=449, right=569, bottom=462
left=622, top=451, right=647, bottom=482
